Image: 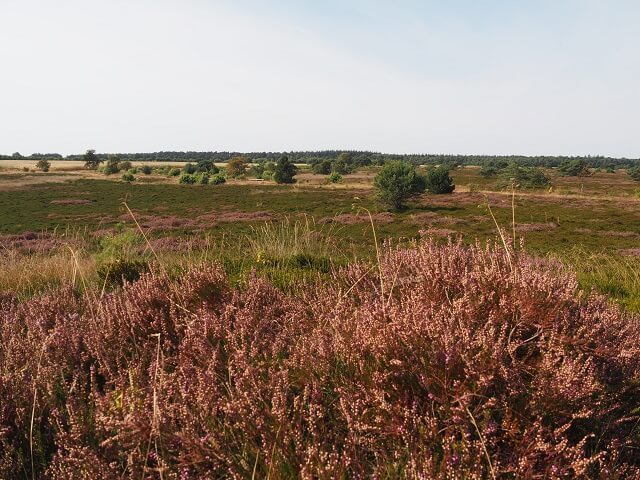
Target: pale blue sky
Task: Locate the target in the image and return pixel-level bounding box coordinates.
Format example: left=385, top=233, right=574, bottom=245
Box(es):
left=1, top=0, right=638, bottom=156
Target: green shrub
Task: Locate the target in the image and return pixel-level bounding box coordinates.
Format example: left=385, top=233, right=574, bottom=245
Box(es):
left=179, top=173, right=197, bottom=184
left=97, top=259, right=148, bottom=287
left=312, top=160, right=332, bottom=175
left=328, top=172, right=342, bottom=183
left=424, top=166, right=455, bottom=194
left=628, top=167, right=640, bottom=181
left=374, top=161, right=426, bottom=209
left=196, top=159, right=219, bottom=174
left=183, top=163, right=198, bottom=174
left=104, top=157, right=121, bottom=175
left=168, top=168, right=181, bottom=177
left=273, top=156, right=298, bottom=184
left=197, top=173, right=210, bottom=185
left=210, top=173, right=226, bottom=185
left=119, top=161, right=132, bottom=171
left=558, top=159, right=591, bottom=176
left=121, top=172, right=135, bottom=182
left=140, top=165, right=153, bottom=175
left=500, top=163, right=550, bottom=189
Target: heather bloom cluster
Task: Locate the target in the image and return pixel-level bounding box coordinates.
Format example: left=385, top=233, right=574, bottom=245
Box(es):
left=1, top=239, right=639, bottom=478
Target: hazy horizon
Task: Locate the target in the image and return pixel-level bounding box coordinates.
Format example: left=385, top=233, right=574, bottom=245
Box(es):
left=2, top=0, right=639, bottom=157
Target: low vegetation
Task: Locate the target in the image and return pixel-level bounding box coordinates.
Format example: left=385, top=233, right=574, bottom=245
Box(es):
left=1, top=240, right=638, bottom=478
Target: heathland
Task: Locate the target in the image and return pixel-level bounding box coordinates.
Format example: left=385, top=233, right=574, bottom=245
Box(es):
left=1, top=154, right=640, bottom=478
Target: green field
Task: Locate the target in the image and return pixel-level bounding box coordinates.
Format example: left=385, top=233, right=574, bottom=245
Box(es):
left=1, top=165, right=640, bottom=310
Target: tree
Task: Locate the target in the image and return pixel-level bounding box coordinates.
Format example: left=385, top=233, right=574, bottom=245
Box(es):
left=196, top=159, right=219, bottom=174
left=628, top=167, right=640, bottom=181
left=83, top=149, right=102, bottom=169
left=273, top=156, right=298, bottom=184
left=373, top=161, right=426, bottom=209
left=424, top=167, right=455, bottom=194
left=226, top=156, right=248, bottom=178
left=35, top=159, right=50, bottom=172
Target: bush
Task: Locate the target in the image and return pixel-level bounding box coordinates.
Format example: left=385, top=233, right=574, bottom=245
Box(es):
left=119, top=160, right=132, bottom=171
left=179, top=173, right=197, bottom=184
left=1, top=241, right=639, bottom=477
left=328, top=171, right=342, bottom=183
left=273, top=155, right=298, bottom=184
left=196, top=159, right=219, bottom=174
left=558, top=159, right=591, bottom=176
left=183, top=163, right=197, bottom=174
left=35, top=159, right=50, bottom=172
left=121, top=172, right=135, bottom=182
left=140, top=165, right=153, bottom=175
left=197, top=173, right=210, bottom=185
left=226, top=156, right=248, bottom=178
left=312, top=160, right=332, bottom=175
left=168, top=167, right=181, bottom=177
left=210, top=173, right=226, bottom=185
left=628, top=167, right=640, bottom=181
left=374, top=160, right=426, bottom=209
left=500, top=163, right=550, bottom=189
left=424, top=166, right=455, bottom=194
left=103, top=157, right=121, bottom=175
left=96, top=258, right=148, bottom=287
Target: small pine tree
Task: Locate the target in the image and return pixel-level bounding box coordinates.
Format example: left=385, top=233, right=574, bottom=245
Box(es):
left=273, top=156, right=298, bottom=184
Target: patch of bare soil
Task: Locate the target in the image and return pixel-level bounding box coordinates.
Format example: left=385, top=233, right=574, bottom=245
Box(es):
left=620, top=248, right=640, bottom=257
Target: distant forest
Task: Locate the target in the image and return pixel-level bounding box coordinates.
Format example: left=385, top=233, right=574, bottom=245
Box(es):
left=2, top=151, right=639, bottom=168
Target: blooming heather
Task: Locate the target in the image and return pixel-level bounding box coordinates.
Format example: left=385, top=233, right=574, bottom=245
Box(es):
left=1, top=240, right=639, bottom=478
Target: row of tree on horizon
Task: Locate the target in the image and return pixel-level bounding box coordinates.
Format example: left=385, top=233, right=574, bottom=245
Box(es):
left=2, top=150, right=639, bottom=168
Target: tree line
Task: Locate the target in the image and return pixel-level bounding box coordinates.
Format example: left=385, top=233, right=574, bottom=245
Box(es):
left=3, top=150, right=640, bottom=168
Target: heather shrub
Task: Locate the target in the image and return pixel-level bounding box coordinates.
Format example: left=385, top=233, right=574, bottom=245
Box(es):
left=1, top=240, right=639, bottom=478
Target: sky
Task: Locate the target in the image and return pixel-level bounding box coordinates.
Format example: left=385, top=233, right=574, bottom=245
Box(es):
left=1, top=0, right=639, bottom=157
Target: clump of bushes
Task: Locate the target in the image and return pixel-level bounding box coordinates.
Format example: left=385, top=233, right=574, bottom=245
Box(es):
left=499, top=162, right=550, bottom=189
left=0, top=240, right=639, bottom=478
left=558, top=158, right=592, bottom=176
left=140, top=165, right=153, bottom=175
left=168, top=167, right=181, bottom=177
left=121, top=172, right=135, bottom=182
left=628, top=167, right=640, bottom=181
